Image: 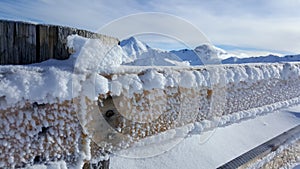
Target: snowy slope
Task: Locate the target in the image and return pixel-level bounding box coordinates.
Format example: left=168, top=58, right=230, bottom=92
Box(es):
left=110, top=105, right=300, bottom=169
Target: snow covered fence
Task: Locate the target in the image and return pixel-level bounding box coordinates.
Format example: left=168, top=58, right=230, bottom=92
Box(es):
left=89, top=63, right=300, bottom=151
left=1, top=62, right=300, bottom=168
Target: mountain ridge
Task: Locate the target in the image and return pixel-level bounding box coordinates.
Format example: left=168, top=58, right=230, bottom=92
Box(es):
left=119, top=37, right=300, bottom=66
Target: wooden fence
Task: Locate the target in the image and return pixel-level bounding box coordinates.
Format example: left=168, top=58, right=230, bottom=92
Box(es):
left=0, top=20, right=119, bottom=65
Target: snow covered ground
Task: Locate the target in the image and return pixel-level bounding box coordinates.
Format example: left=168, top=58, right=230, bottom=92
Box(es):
left=110, top=105, right=300, bottom=169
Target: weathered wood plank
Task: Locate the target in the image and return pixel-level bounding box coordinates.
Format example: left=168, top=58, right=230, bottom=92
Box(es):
left=7, top=21, right=15, bottom=64
left=38, top=24, right=49, bottom=62
left=0, top=20, right=6, bottom=64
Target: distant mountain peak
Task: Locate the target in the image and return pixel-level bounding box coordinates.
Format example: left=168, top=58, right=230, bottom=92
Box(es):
left=195, top=44, right=227, bottom=55
left=120, top=37, right=150, bottom=50
left=120, top=37, right=151, bottom=58
left=119, top=37, right=137, bottom=46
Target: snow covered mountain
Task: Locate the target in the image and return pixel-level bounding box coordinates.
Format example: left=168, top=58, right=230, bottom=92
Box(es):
left=119, top=37, right=300, bottom=66
left=120, top=37, right=151, bottom=60
left=170, top=44, right=228, bottom=65
left=120, top=37, right=189, bottom=66
left=119, top=37, right=223, bottom=66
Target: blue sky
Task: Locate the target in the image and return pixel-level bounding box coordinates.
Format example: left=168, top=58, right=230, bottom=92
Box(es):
left=1, top=0, right=300, bottom=56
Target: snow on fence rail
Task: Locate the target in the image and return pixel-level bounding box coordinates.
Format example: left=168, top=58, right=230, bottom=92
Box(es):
left=1, top=62, right=300, bottom=168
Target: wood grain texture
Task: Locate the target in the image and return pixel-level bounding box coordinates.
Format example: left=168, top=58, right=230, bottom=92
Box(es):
left=0, top=20, right=119, bottom=65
